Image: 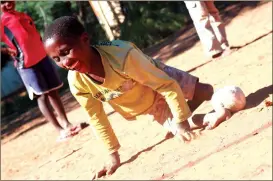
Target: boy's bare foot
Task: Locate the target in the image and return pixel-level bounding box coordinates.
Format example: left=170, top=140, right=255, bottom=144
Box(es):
left=203, top=109, right=232, bottom=130
left=57, top=122, right=89, bottom=142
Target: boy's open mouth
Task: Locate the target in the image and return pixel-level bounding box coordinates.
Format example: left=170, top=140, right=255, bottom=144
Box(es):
left=69, top=61, right=80, bottom=70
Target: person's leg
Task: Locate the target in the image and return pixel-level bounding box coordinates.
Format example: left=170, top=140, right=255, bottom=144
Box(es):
left=17, top=66, right=63, bottom=132
left=159, top=62, right=214, bottom=110
left=153, top=63, right=214, bottom=140
left=184, top=1, right=223, bottom=57
left=47, top=89, right=71, bottom=129
left=39, top=56, right=84, bottom=137
left=187, top=82, right=214, bottom=112
left=36, top=94, right=63, bottom=131
left=160, top=62, right=216, bottom=130
left=205, top=1, right=229, bottom=50
left=37, top=56, right=69, bottom=127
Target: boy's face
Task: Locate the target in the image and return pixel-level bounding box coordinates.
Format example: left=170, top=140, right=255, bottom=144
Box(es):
left=1, top=1, right=15, bottom=12
left=44, top=33, right=92, bottom=73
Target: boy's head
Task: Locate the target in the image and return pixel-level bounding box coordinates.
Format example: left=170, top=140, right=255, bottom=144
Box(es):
left=44, top=16, right=92, bottom=73
left=1, top=1, right=15, bottom=13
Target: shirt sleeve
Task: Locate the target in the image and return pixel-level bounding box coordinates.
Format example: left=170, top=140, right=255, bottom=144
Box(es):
left=1, top=16, right=17, bottom=51
left=1, top=23, right=4, bottom=41
left=124, top=48, right=192, bottom=124
left=69, top=76, right=120, bottom=154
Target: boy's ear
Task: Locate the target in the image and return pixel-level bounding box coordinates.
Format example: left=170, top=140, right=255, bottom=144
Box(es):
left=81, top=32, right=90, bottom=44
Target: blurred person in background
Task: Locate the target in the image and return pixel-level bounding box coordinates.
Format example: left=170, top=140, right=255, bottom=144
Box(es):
left=184, top=1, right=237, bottom=59
left=1, top=1, right=86, bottom=142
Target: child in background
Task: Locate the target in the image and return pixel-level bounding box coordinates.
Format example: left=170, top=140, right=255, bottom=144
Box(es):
left=1, top=1, right=85, bottom=141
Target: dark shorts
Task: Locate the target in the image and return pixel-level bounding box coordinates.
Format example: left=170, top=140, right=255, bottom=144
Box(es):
left=17, top=56, right=63, bottom=100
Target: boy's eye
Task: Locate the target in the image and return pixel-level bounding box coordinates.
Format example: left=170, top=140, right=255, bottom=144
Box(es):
left=61, top=49, right=71, bottom=55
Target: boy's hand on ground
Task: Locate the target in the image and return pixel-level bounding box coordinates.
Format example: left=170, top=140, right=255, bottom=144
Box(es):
left=176, top=121, right=195, bottom=142
left=92, top=151, right=120, bottom=180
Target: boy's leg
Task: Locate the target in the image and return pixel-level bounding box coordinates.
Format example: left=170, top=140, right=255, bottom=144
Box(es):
left=159, top=63, right=214, bottom=133
left=163, top=64, right=230, bottom=130
left=159, top=62, right=214, bottom=110
left=142, top=93, right=195, bottom=141
left=187, top=82, right=214, bottom=112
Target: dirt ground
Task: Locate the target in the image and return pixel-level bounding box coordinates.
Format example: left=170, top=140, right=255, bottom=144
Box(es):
left=1, top=2, right=272, bottom=180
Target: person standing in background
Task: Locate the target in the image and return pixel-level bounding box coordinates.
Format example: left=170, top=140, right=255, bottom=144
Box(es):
left=184, top=1, right=236, bottom=59
left=1, top=1, right=86, bottom=141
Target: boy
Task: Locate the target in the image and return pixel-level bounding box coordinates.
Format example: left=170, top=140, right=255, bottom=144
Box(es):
left=43, top=16, right=224, bottom=178
left=1, top=1, right=84, bottom=141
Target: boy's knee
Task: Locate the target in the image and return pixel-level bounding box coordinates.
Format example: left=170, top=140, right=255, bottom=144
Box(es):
left=195, top=82, right=214, bottom=100
left=37, top=94, right=48, bottom=102
left=205, top=83, right=214, bottom=99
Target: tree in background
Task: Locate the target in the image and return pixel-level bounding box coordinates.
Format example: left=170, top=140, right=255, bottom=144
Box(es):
left=89, top=1, right=190, bottom=49
left=89, top=1, right=125, bottom=40
left=14, top=1, right=106, bottom=42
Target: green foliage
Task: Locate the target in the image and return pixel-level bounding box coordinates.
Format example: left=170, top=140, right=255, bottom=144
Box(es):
left=14, top=1, right=189, bottom=50
left=14, top=1, right=106, bottom=42
left=119, top=1, right=189, bottom=49
left=15, top=1, right=55, bottom=36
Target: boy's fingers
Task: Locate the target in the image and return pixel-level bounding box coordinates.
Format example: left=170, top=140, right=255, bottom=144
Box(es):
left=205, top=125, right=213, bottom=130
left=97, top=168, right=107, bottom=178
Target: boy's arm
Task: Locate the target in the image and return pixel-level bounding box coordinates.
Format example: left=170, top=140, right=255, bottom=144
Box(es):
left=69, top=79, right=120, bottom=154
left=124, top=48, right=192, bottom=124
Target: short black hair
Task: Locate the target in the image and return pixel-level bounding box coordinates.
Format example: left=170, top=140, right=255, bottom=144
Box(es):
left=43, top=16, right=85, bottom=42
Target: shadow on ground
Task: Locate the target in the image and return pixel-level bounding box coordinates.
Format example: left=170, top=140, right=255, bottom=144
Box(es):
left=1, top=89, right=80, bottom=140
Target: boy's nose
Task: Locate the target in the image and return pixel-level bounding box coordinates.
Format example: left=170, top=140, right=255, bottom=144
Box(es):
left=61, top=57, right=71, bottom=68
left=62, top=57, right=77, bottom=70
